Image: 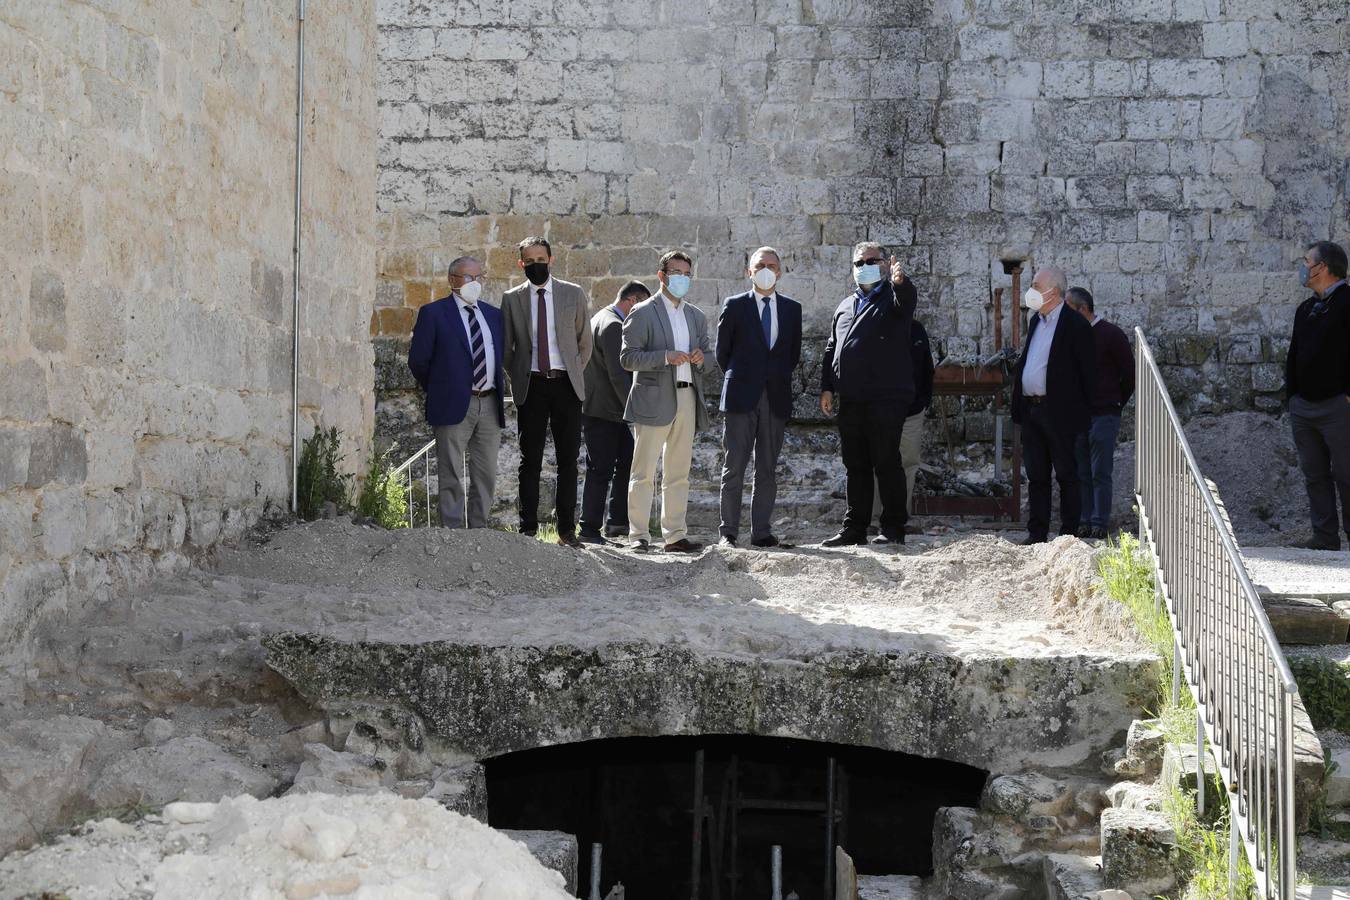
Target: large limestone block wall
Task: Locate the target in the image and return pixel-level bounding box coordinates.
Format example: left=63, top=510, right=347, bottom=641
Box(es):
left=0, top=0, right=377, bottom=672
left=373, top=0, right=1349, bottom=423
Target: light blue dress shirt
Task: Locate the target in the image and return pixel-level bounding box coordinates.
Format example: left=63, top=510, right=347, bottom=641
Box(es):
left=1020, top=302, right=1063, bottom=397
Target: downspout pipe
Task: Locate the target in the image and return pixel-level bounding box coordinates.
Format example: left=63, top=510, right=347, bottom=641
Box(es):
left=290, top=0, right=306, bottom=513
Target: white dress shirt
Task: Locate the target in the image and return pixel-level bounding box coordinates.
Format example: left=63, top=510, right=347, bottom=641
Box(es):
left=661, top=290, right=693, bottom=383
left=527, top=277, right=564, bottom=372
left=754, top=290, right=778, bottom=348
left=455, top=292, right=494, bottom=390
left=1020, top=301, right=1063, bottom=397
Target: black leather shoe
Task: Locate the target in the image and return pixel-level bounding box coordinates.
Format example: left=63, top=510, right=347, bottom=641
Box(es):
left=1020, top=534, right=1048, bottom=546
left=664, top=539, right=704, bottom=554
left=630, top=538, right=650, bottom=553
left=578, top=530, right=611, bottom=546
left=1075, top=525, right=1092, bottom=538
left=556, top=533, right=583, bottom=549
left=822, top=531, right=867, bottom=547
left=718, top=536, right=738, bottom=548
left=871, top=532, right=904, bottom=545
left=1300, top=536, right=1342, bottom=551
left=1089, top=527, right=1109, bottom=540
left=750, top=535, right=780, bottom=548
left=604, top=525, right=627, bottom=538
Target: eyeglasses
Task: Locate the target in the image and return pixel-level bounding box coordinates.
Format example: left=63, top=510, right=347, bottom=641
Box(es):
left=853, top=258, right=884, bottom=267
left=449, top=273, right=484, bottom=282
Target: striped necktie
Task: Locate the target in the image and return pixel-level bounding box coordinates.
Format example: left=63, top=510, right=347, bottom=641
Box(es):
left=464, top=304, right=487, bottom=389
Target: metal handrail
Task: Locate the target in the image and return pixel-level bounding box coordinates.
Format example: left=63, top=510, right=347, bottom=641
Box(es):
left=391, top=438, right=436, bottom=528
left=1133, top=328, right=1297, bottom=899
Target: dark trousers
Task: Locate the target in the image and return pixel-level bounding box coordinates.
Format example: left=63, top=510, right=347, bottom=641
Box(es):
left=1074, top=413, right=1122, bottom=530
left=580, top=415, right=634, bottom=534
left=1022, top=403, right=1082, bottom=540
left=719, top=391, right=788, bottom=540
left=517, top=375, right=583, bottom=535
left=838, top=399, right=907, bottom=536
left=1290, top=394, right=1350, bottom=544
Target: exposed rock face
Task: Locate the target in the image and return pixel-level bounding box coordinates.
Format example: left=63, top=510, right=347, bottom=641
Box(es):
left=0, top=715, right=110, bottom=853
left=265, top=634, right=1156, bottom=774
left=501, top=830, right=579, bottom=895
left=89, top=736, right=280, bottom=810
left=1099, top=807, right=1178, bottom=896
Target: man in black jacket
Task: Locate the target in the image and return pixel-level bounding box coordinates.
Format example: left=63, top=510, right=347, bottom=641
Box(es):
left=819, top=242, right=916, bottom=547
left=1011, top=267, right=1097, bottom=545
left=578, top=281, right=649, bottom=545
left=1287, top=240, right=1350, bottom=551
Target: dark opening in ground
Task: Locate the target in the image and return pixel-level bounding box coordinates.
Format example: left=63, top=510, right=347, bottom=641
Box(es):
left=484, top=734, right=987, bottom=899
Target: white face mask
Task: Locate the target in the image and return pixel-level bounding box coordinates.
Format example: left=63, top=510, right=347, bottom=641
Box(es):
left=459, top=280, right=483, bottom=304
left=1023, top=287, right=1046, bottom=310
left=750, top=268, right=777, bottom=292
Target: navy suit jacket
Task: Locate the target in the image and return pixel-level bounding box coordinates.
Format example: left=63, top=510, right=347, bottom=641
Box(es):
left=1011, top=302, right=1096, bottom=435
left=408, top=295, right=506, bottom=428
left=716, top=291, right=802, bottom=418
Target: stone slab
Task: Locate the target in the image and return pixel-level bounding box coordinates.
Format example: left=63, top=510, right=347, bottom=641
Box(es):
left=1043, top=853, right=1105, bottom=900
left=1099, top=807, right=1178, bottom=896
left=1244, top=548, right=1350, bottom=604
left=858, top=873, right=925, bottom=899
left=501, top=829, right=578, bottom=894
left=1327, top=749, right=1350, bottom=809
left=1262, top=597, right=1348, bottom=645
left=1297, top=888, right=1350, bottom=899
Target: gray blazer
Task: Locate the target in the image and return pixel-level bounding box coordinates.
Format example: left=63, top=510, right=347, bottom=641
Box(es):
left=619, top=293, right=712, bottom=430
left=501, top=278, right=593, bottom=405
left=583, top=304, right=632, bottom=422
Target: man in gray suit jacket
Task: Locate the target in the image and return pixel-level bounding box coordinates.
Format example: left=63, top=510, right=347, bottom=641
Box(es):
left=620, top=250, right=712, bottom=554
left=501, top=236, right=593, bottom=547
left=579, top=280, right=650, bottom=545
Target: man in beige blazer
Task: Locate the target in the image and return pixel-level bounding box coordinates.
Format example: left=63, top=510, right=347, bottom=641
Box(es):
left=620, top=250, right=712, bottom=553
left=501, top=236, right=593, bottom=547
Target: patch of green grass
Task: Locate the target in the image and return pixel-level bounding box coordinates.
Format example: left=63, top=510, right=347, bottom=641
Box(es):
left=1099, top=534, right=1255, bottom=899
left=1289, top=654, right=1350, bottom=733
left=354, top=446, right=410, bottom=529
left=296, top=426, right=352, bottom=521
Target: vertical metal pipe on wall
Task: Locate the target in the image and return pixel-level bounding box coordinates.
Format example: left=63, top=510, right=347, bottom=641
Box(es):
left=290, top=0, right=307, bottom=513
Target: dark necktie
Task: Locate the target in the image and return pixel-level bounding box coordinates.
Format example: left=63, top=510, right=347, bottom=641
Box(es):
left=536, top=288, right=551, bottom=371
left=464, top=305, right=487, bottom=389
left=760, top=297, right=773, bottom=347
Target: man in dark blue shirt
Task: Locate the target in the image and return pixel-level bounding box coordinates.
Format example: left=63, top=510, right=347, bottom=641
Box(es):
left=819, top=241, right=917, bottom=547
left=1287, top=240, right=1350, bottom=551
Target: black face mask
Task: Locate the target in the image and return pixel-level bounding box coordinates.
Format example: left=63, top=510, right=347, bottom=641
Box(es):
left=524, top=262, right=550, bottom=286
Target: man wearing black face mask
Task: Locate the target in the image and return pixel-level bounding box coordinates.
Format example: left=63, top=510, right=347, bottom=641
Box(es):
left=1286, top=240, right=1350, bottom=551
left=501, top=236, right=593, bottom=547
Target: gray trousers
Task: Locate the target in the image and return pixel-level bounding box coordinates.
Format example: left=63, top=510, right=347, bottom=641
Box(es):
left=718, top=391, right=787, bottom=540
left=1290, top=394, right=1350, bottom=543
left=434, top=394, right=502, bottom=528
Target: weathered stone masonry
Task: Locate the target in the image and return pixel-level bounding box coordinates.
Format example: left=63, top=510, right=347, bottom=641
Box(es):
left=373, top=0, right=1350, bottom=435
left=0, top=0, right=377, bottom=674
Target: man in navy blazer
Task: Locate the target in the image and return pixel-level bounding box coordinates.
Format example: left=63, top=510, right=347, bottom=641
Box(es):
left=407, top=256, right=506, bottom=529
left=715, top=247, right=803, bottom=547
left=1011, top=266, right=1097, bottom=544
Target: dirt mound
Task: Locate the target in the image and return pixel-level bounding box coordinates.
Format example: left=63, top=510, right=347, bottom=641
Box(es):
left=0, top=792, right=570, bottom=899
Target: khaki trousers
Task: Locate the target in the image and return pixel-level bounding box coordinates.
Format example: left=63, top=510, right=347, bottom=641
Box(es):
left=628, top=387, right=695, bottom=544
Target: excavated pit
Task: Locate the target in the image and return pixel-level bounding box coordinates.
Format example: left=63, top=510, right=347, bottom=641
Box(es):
left=3, top=520, right=1160, bottom=895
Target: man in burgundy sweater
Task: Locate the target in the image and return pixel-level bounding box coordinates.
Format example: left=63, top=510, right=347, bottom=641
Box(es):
left=1065, top=287, right=1134, bottom=539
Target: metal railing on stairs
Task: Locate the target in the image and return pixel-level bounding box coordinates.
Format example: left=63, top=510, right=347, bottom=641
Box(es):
left=1134, top=328, right=1298, bottom=900
left=391, top=438, right=436, bottom=528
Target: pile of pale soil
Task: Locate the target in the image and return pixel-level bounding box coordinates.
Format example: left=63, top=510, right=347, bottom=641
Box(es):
left=0, top=792, right=570, bottom=900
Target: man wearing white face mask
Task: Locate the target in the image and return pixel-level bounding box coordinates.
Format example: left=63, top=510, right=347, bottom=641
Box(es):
left=1010, top=267, right=1097, bottom=545
left=408, top=256, right=506, bottom=529
left=715, top=247, right=803, bottom=548
left=620, top=250, right=714, bottom=553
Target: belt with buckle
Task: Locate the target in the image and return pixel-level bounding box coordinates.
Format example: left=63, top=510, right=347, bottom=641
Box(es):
left=676, top=381, right=694, bottom=389
left=1025, top=395, right=1046, bottom=405
left=531, top=369, right=567, bottom=379
left=470, top=388, right=495, bottom=397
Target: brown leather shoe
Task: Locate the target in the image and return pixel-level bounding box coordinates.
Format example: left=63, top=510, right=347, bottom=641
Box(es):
left=556, top=533, right=583, bottom=549
left=663, top=538, right=704, bottom=554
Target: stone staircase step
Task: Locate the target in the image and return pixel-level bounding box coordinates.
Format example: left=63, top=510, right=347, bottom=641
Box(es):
left=1297, top=887, right=1350, bottom=899
left=1043, top=853, right=1105, bottom=900
left=1262, top=596, right=1348, bottom=645
left=1243, top=547, right=1350, bottom=605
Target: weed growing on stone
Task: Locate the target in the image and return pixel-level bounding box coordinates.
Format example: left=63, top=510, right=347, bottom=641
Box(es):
left=296, top=426, right=353, bottom=520
left=355, top=447, right=410, bottom=529
left=1100, top=534, right=1256, bottom=898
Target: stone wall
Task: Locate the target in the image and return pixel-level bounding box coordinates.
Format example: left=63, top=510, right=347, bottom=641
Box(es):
left=0, top=0, right=377, bottom=674
left=372, top=0, right=1349, bottom=431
